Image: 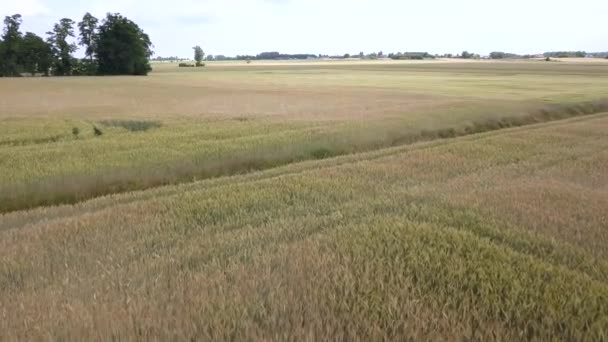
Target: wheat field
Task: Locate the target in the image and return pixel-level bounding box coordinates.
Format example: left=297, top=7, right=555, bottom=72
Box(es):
left=1, top=60, right=607, bottom=212
left=1, top=60, right=608, bottom=340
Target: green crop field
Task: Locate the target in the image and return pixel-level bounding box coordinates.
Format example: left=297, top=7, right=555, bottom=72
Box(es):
left=1, top=59, right=608, bottom=339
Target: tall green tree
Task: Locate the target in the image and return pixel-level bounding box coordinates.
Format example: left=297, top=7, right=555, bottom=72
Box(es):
left=193, top=45, right=204, bottom=65
left=21, top=32, right=53, bottom=75
left=0, top=14, right=24, bottom=76
left=47, top=18, right=77, bottom=75
left=78, top=12, right=98, bottom=61
left=95, top=13, right=153, bottom=75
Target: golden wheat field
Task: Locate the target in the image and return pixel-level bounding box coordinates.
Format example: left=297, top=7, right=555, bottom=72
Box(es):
left=1, top=60, right=608, bottom=340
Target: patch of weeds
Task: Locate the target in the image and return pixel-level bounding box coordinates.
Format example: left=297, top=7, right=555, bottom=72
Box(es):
left=310, top=147, right=334, bottom=159
left=99, top=119, right=161, bottom=132
left=233, top=116, right=251, bottom=122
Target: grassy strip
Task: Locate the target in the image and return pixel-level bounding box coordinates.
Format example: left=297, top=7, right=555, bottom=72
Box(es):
left=2, top=99, right=607, bottom=213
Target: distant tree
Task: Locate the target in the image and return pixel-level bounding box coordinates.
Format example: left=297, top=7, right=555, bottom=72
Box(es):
left=378, top=51, right=383, bottom=57
left=489, top=51, right=506, bottom=59
left=390, top=52, right=431, bottom=60
left=0, top=14, right=24, bottom=76
left=20, top=32, right=53, bottom=75
left=47, top=18, right=77, bottom=75
left=544, top=51, right=587, bottom=58
left=193, top=45, right=204, bottom=65
left=257, top=51, right=280, bottom=60
left=343, top=53, right=350, bottom=59
left=359, top=51, right=364, bottom=58
left=78, top=13, right=99, bottom=61
left=95, top=13, right=153, bottom=75
left=461, top=51, right=472, bottom=59
left=205, top=54, right=214, bottom=61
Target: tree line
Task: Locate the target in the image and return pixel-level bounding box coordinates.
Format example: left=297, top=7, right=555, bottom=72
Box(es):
left=0, top=13, right=153, bottom=77
left=542, top=51, right=608, bottom=58
left=196, top=52, right=317, bottom=62
left=156, top=49, right=608, bottom=65
left=196, top=50, right=606, bottom=62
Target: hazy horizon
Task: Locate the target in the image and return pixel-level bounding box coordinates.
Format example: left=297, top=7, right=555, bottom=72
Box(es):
left=2, top=0, right=607, bottom=58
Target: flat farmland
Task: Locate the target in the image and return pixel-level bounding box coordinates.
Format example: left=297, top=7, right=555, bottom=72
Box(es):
left=1, top=113, right=608, bottom=340
left=1, top=60, right=608, bottom=212
left=1, top=59, right=608, bottom=339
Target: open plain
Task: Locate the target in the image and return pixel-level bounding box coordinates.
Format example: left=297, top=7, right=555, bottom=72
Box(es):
left=1, top=59, right=608, bottom=211
left=1, top=59, right=608, bottom=339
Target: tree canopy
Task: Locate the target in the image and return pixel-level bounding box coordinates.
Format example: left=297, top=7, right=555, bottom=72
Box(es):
left=0, top=14, right=24, bottom=76
left=21, top=32, right=52, bottom=75
left=47, top=18, right=77, bottom=75
left=78, top=13, right=98, bottom=61
left=193, top=45, right=204, bottom=65
left=95, top=13, right=153, bottom=75
left=0, top=12, right=153, bottom=77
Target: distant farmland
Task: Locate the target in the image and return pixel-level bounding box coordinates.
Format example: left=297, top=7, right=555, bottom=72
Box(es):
left=1, top=60, right=608, bottom=212
left=1, top=59, right=608, bottom=340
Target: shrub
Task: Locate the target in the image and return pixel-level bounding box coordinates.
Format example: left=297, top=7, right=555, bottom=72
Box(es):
left=93, top=126, right=103, bottom=136
left=72, top=127, right=80, bottom=137
left=195, top=62, right=205, bottom=67
left=178, top=63, right=196, bottom=67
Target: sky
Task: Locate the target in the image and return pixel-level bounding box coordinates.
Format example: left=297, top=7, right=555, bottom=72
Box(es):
left=2, top=0, right=607, bottom=57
